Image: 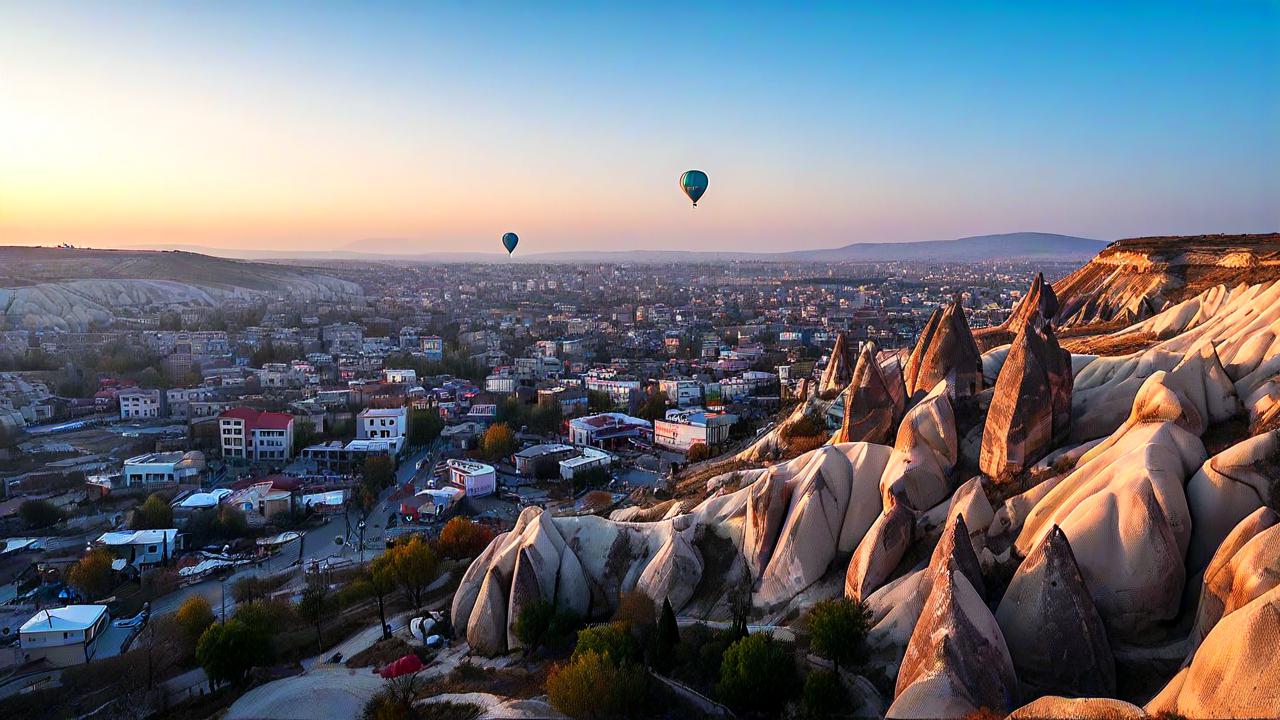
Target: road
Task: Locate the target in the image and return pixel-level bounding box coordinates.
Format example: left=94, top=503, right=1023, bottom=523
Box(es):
left=151, top=446, right=432, bottom=621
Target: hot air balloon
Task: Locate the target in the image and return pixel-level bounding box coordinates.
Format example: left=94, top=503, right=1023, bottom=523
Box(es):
left=501, top=232, right=519, bottom=255
left=680, top=170, right=708, bottom=207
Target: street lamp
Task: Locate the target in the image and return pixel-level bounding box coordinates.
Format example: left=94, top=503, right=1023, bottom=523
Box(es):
left=357, top=519, right=366, bottom=566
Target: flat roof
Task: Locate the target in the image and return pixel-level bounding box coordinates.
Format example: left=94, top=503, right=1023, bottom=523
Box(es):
left=21, top=605, right=107, bottom=634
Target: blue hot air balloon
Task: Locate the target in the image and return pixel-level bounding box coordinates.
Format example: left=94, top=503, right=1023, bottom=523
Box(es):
left=502, top=232, right=519, bottom=255
left=680, top=170, right=708, bottom=207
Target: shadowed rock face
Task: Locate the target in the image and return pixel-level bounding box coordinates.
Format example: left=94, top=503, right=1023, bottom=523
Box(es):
left=819, top=331, right=855, bottom=397
left=1185, top=429, right=1280, bottom=573
left=996, top=526, right=1116, bottom=699
left=1187, top=507, right=1280, bottom=657
left=904, top=300, right=984, bottom=402
left=833, top=341, right=906, bottom=445
left=890, top=563, right=1017, bottom=719
left=980, top=323, right=1056, bottom=481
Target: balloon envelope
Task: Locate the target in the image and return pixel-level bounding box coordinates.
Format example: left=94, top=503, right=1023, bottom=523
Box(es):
left=501, top=232, right=518, bottom=255
left=680, top=170, right=708, bottom=206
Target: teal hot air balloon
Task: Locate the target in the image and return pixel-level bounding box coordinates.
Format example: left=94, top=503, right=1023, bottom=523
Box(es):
left=680, top=170, right=708, bottom=207
left=502, top=232, right=519, bottom=255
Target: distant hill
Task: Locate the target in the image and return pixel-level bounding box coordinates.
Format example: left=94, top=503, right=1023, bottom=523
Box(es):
left=133, top=231, right=1104, bottom=264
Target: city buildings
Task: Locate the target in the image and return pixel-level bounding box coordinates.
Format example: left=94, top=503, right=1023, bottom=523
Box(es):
left=653, top=408, right=738, bottom=452
left=120, top=451, right=205, bottom=488
left=568, top=412, right=652, bottom=449
left=18, top=605, right=110, bottom=666
left=118, top=388, right=163, bottom=419
left=446, top=459, right=496, bottom=497
left=218, top=407, right=295, bottom=463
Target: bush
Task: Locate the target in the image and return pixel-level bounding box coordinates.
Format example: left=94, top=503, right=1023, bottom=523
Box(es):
left=546, top=650, right=647, bottom=719
left=781, top=409, right=827, bottom=440
left=130, top=493, right=174, bottom=530
left=613, top=590, right=656, bottom=630
left=801, top=669, right=846, bottom=718
left=437, top=517, right=495, bottom=560
left=685, top=444, right=711, bottom=463
left=805, top=598, right=870, bottom=673
left=67, top=548, right=114, bottom=600
left=479, top=423, right=517, bottom=461
left=233, top=598, right=297, bottom=635
left=514, top=600, right=581, bottom=655
left=175, top=596, right=216, bottom=644
left=715, top=633, right=799, bottom=716
left=572, top=622, right=640, bottom=665
left=19, top=499, right=64, bottom=529
left=196, top=619, right=272, bottom=686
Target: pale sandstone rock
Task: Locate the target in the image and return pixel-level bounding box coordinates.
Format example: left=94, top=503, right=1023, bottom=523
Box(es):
left=882, top=381, right=958, bottom=511
left=980, top=322, right=1063, bottom=481
left=1185, top=429, right=1280, bottom=573
left=819, top=331, right=856, bottom=397
left=1009, top=696, right=1147, bottom=719
left=635, top=528, right=705, bottom=612
left=1187, top=507, right=1280, bottom=656
left=831, top=341, right=905, bottom=445
left=845, top=493, right=915, bottom=603
left=903, top=300, right=984, bottom=402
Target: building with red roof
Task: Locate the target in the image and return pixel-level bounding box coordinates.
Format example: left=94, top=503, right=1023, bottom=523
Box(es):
left=218, top=407, right=295, bottom=463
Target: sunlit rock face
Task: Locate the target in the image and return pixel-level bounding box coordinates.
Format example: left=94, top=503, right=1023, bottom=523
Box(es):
left=844, top=493, right=915, bottom=603
left=818, top=331, right=856, bottom=398
left=1008, top=696, right=1148, bottom=719
left=980, top=322, right=1073, bottom=481
left=996, top=526, right=1115, bottom=699
left=1145, top=584, right=1280, bottom=719
left=831, top=341, right=906, bottom=446
left=903, top=300, right=984, bottom=403
left=1186, top=507, right=1280, bottom=658
left=888, top=563, right=1017, bottom=719
left=1185, top=429, right=1280, bottom=574
left=1010, top=374, right=1207, bottom=642
left=882, top=380, right=958, bottom=512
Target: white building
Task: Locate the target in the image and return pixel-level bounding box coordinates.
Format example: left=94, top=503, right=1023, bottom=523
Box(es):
left=357, top=407, right=407, bottom=455
left=383, top=368, right=417, bottom=385
left=446, top=459, right=496, bottom=497
left=659, top=379, right=703, bottom=407
left=653, top=409, right=738, bottom=453
left=118, top=388, right=163, bottom=420
left=122, top=451, right=205, bottom=488
left=95, top=529, right=180, bottom=568
left=19, top=605, right=110, bottom=666
left=218, top=408, right=295, bottom=463
left=583, top=373, right=641, bottom=408
left=559, top=446, right=612, bottom=480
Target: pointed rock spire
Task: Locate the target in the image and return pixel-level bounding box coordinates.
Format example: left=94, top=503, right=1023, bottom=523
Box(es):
left=833, top=341, right=906, bottom=445
left=1007, top=272, right=1060, bottom=330
left=980, top=322, right=1057, bottom=481
left=819, top=331, right=855, bottom=397
left=996, top=526, right=1116, bottom=699
left=904, top=300, right=983, bottom=401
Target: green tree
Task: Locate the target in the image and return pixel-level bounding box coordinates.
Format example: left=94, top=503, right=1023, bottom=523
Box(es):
left=67, top=548, right=115, bottom=600
left=195, top=619, right=272, bottom=687
left=572, top=622, right=640, bottom=665
left=806, top=598, right=871, bottom=674
left=298, top=583, right=329, bottom=653
left=655, top=598, right=681, bottom=672
left=715, top=633, right=799, bottom=716
left=363, top=455, right=396, bottom=492
left=636, top=392, right=669, bottom=422
left=801, top=669, right=846, bottom=718
left=514, top=599, right=555, bottom=655
left=587, top=390, right=614, bottom=412
left=19, top=499, right=64, bottom=529
left=175, top=596, right=216, bottom=646
left=408, top=408, right=444, bottom=447
left=130, top=494, right=174, bottom=530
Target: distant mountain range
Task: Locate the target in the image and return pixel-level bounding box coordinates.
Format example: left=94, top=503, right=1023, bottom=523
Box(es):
left=127, top=232, right=1106, bottom=264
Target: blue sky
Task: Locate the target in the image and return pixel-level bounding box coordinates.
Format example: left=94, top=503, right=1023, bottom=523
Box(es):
left=1, top=1, right=1276, bottom=252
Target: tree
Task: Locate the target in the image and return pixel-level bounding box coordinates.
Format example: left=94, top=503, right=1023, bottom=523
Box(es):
left=298, top=583, right=329, bottom=653
left=381, top=535, right=439, bottom=609
left=408, top=408, right=444, bottom=447
left=805, top=598, right=871, bottom=674
left=655, top=598, right=681, bottom=672
left=572, top=622, right=640, bottom=665
left=362, top=455, right=396, bottom=493
left=587, top=390, right=614, bottom=412
left=636, top=392, right=669, bottom=422
left=685, top=443, right=711, bottom=463
left=19, top=499, right=64, bottom=529
left=67, top=548, right=115, bottom=600
left=195, top=619, right=272, bottom=687
left=514, top=599, right=556, bottom=655
left=437, top=517, right=495, bottom=560
left=546, top=650, right=647, bottom=720
left=480, top=422, right=517, bottom=461
left=801, top=669, right=846, bottom=718
left=130, top=494, right=174, bottom=530
left=367, top=560, right=395, bottom=640
left=175, top=596, right=216, bottom=646
left=715, top=633, right=799, bottom=716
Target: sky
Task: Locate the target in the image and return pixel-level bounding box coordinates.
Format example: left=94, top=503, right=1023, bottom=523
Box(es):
left=1, top=1, right=1277, bottom=255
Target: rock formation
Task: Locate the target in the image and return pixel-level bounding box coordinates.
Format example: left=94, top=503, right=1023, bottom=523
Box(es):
left=979, top=321, right=1072, bottom=481
left=1184, top=429, right=1280, bottom=573
left=996, top=526, right=1115, bottom=699
left=1008, top=697, right=1148, bottom=719
left=903, top=300, right=984, bottom=402
left=831, top=340, right=906, bottom=445
left=1186, top=507, right=1280, bottom=656
left=889, top=563, right=1017, bottom=718
left=818, top=331, right=855, bottom=397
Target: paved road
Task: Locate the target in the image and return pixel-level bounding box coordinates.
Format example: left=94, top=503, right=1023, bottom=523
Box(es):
left=151, top=446, right=432, bottom=621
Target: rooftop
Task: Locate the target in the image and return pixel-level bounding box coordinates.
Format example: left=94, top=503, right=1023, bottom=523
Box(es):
left=20, top=605, right=108, bottom=634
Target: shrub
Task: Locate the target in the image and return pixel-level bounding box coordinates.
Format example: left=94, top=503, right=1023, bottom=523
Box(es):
left=19, top=499, right=64, bottom=529
left=546, top=650, right=647, bottom=719
left=572, top=622, right=640, bottom=665
left=175, top=596, right=216, bottom=645
left=801, top=669, right=846, bottom=718
left=686, top=443, right=711, bottom=463
left=130, top=493, right=174, bottom=530
left=715, top=633, right=799, bottom=716
left=612, top=590, right=656, bottom=629
left=67, top=548, right=114, bottom=600
left=196, top=619, right=272, bottom=686
left=805, top=598, right=870, bottom=674
left=437, top=517, right=495, bottom=560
